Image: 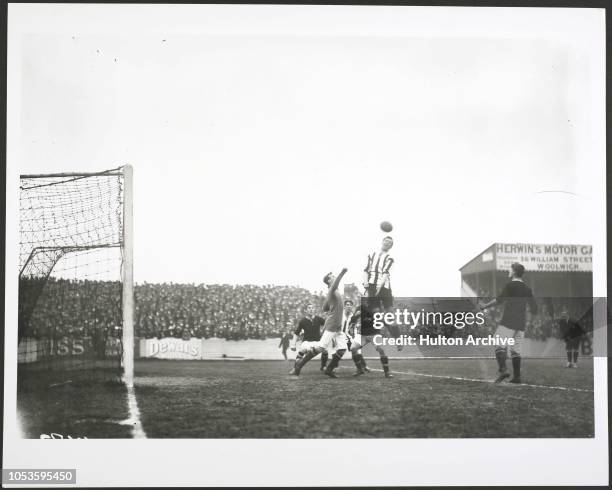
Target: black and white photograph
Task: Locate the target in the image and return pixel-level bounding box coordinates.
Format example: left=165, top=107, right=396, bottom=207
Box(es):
left=2, top=3, right=608, bottom=487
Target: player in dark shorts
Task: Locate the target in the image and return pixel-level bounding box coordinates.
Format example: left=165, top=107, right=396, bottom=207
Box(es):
left=558, top=311, right=585, bottom=368
left=479, top=262, right=538, bottom=384
left=292, top=303, right=328, bottom=371
left=349, top=304, right=393, bottom=378
left=363, top=236, right=402, bottom=349
left=342, top=299, right=369, bottom=374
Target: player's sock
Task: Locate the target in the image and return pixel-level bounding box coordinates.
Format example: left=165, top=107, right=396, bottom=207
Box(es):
left=360, top=357, right=368, bottom=371
left=573, top=350, right=579, bottom=364
left=387, top=325, right=401, bottom=338
left=294, top=352, right=304, bottom=368
left=325, top=352, right=342, bottom=373
left=320, top=351, right=328, bottom=370
left=352, top=352, right=364, bottom=372
left=495, top=347, right=508, bottom=372
left=380, top=356, right=390, bottom=374
left=567, top=351, right=573, bottom=363
left=294, top=350, right=316, bottom=374
left=511, top=356, right=521, bottom=380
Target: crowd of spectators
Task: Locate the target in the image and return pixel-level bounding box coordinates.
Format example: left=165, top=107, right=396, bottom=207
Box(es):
left=19, top=278, right=325, bottom=341
left=19, top=278, right=592, bottom=342
left=20, top=277, right=123, bottom=342
left=135, top=282, right=324, bottom=340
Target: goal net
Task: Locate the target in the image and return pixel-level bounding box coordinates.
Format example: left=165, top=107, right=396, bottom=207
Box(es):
left=18, top=165, right=134, bottom=388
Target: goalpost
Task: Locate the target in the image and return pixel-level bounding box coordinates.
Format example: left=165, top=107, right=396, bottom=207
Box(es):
left=122, top=165, right=134, bottom=387
left=18, top=165, right=134, bottom=387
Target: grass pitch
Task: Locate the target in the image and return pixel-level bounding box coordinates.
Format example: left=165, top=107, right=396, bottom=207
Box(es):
left=17, top=379, right=132, bottom=438
left=134, top=357, right=593, bottom=438
left=16, top=358, right=593, bottom=438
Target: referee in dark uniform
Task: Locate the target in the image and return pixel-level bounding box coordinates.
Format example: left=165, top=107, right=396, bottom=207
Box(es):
left=479, top=262, right=538, bottom=384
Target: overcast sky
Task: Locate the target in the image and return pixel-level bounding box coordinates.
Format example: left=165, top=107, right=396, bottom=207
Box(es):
left=9, top=5, right=606, bottom=296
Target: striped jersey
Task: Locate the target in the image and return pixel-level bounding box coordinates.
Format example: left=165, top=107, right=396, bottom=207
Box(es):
left=364, top=251, right=394, bottom=289
left=342, top=312, right=353, bottom=335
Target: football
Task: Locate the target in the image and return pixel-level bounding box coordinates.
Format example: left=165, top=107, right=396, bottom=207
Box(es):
left=380, top=221, right=393, bottom=233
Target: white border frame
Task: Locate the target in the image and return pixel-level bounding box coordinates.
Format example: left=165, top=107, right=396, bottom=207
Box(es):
left=3, top=5, right=607, bottom=487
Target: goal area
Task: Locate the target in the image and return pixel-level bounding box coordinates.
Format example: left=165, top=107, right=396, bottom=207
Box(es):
left=18, top=165, right=134, bottom=388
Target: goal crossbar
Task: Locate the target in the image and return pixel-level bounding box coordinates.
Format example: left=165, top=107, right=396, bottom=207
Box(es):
left=20, top=166, right=124, bottom=179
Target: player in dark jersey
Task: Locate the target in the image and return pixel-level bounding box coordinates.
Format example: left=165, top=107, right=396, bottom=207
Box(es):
left=479, top=262, right=538, bottom=384
left=291, top=268, right=348, bottom=378
left=292, top=303, right=328, bottom=370
left=558, top=310, right=585, bottom=368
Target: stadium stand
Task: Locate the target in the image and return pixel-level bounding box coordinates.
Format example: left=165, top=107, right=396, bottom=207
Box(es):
left=20, top=278, right=326, bottom=341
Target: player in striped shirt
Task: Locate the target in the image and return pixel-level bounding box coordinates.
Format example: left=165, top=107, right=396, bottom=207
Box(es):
left=363, top=236, right=394, bottom=308
left=363, top=236, right=402, bottom=349
left=342, top=299, right=369, bottom=374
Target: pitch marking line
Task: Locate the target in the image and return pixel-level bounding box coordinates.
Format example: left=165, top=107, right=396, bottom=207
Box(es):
left=340, top=367, right=593, bottom=393
left=121, top=384, right=147, bottom=439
